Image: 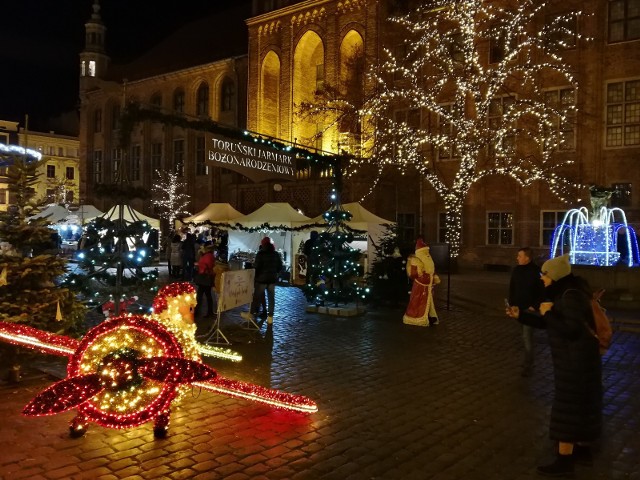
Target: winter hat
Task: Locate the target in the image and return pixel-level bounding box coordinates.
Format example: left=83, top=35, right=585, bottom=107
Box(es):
left=541, top=254, right=571, bottom=282
left=261, top=237, right=272, bottom=247
left=415, top=238, right=426, bottom=250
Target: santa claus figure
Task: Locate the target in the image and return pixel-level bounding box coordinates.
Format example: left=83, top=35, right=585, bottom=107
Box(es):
left=403, top=238, right=440, bottom=327
left=101, top=296, right=139, bottom=318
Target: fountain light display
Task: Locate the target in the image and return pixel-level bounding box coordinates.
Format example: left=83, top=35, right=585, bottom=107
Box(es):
left=550, top=188, right=640, bottom=267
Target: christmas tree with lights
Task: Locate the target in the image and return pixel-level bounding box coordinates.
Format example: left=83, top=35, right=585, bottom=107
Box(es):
left=64, top=159, right=158, bottom=316
left=0, top=154, right=86, bottom=378
left=303, top=168, right=368, bottom=306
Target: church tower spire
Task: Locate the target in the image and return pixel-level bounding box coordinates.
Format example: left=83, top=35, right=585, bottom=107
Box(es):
left=79, top=0, right=110, bottom=91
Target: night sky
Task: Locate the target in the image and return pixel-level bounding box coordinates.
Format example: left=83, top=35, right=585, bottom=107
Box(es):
left=1, top=0, right=251, bottom=133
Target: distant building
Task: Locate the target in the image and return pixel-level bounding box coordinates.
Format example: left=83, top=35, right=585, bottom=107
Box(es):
left=78, top=0, right=640, bottom=266
left=0, top=120, right=79, bottom=212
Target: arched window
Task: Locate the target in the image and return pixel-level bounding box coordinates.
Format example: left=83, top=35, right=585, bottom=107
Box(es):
left=259, top=51, right=281, bottom=138
left=196, top=82, right=209, bottom=116
left=293, top=30, right=325, bottom=151
left=150, top=93, right=162, bottom=111
left=173, top=88, right=185, bottom=113
left=221, top=78, right=235, bottom=112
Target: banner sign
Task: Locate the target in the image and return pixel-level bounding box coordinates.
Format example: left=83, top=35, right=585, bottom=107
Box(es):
left=218, top=268, right=255, bottom=313
left=207, top=133, right=297, bottom=183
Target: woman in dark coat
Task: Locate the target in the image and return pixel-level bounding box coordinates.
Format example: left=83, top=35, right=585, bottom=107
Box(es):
left=507, top=254, right=602, bottom=477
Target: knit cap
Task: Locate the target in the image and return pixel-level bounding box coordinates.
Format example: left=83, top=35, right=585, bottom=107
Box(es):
left=541, top=254, right=571, bottom=281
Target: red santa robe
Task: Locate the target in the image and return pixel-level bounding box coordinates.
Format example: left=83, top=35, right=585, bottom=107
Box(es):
left=403, top=244, right=440, bottom=327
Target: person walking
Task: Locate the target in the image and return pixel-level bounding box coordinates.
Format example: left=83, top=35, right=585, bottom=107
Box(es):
left=194, top=241, right=216, bottom=318
left=506, top=254, right=602, bottom=477
left=508, top=247, right=544, bottom=377
left=242, top=237, right=283, bottom=325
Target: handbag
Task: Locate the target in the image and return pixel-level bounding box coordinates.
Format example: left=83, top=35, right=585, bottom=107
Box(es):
left=194, top=271, right=213, bottom=286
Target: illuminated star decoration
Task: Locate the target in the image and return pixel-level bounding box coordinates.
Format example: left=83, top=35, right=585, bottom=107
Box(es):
left=0, top=284, right=317, bottom=439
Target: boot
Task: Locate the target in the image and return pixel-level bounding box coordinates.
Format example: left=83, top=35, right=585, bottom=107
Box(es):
left=572, top=445, right=593, bottom=466
left=537, top=454, right=574, bottom=477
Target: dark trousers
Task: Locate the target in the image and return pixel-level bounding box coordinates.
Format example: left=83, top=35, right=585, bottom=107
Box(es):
left=195, top=284, right=215, bottom=316
left=250, top=283, right=276, bottom=316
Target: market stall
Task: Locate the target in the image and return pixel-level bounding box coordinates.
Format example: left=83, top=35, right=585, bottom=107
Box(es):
left=228, top=203, right=312, bottom=277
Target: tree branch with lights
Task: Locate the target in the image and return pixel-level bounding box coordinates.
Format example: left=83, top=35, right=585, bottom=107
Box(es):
left=303, top=0, right=589, bottom=258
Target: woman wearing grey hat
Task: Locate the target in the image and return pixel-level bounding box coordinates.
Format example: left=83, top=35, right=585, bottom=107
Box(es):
left=506, top=254, right=602, bottom=477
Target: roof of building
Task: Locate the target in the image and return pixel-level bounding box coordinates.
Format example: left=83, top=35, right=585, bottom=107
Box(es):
left=106, top=3, right=251, bottom=83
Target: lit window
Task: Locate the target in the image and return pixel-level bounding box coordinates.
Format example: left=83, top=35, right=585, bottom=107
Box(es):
left=89, top=60, right=96, bottom=77
left=81, top=61, right=86, bottom=77
left=606, top=80, right=640, bottom=147
left=487, top=212, right=513, bottom=245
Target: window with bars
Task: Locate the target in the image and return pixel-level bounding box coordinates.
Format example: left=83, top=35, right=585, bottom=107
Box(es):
left=609, top=0, right=640, bottom=43
left=93, top=150, right=103, bottom=183
left=487, top=212, right=513, bottom=245
left=130, top=145, right=141, bottom=181
left=151, top=143, right=162, bottom=177
left=173, top=139, right=185, bottom=177
left=606, top=80, right=640, bottom=147
left=196, top=136, right=207, bottom=176
left=196, top=83, right=209, bottom=117
left=541, top=210, right=567, bottom=246
left=543, top=88, right=576, bottom=151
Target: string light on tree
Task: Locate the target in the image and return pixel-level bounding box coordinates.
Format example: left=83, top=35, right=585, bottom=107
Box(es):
left=151, top=170, right=190, bottom=232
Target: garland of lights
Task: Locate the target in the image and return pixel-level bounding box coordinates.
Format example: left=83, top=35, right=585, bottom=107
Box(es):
left=302, top=0, right=590, bottom=258
left=151, top=171, right=191, bottom=231
left=0, top=282, right=315, bottom=438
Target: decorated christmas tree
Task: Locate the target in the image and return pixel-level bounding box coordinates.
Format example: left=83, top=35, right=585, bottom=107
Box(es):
left=303, top=168, right=368, bottom=305
left=0, top=154, right=86, bottom=378
left=366, top=224, right=408, bottom=306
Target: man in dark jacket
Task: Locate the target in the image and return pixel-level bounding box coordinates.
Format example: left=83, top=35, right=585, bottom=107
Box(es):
left=508, top=247, right=544, bottom=377
left=241, top=237, right=283, bottom=325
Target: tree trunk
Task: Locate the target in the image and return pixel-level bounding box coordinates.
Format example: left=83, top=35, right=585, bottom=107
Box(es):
left=444, top=197, right=464, bottom=258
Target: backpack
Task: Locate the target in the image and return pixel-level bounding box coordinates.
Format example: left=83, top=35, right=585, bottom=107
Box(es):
left=589, top=290, right=613, bottom=355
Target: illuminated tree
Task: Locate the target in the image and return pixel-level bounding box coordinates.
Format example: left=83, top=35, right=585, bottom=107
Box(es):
left=151, top=170, right=190, bottom=232
left=304, top=0, right=587, bottom=257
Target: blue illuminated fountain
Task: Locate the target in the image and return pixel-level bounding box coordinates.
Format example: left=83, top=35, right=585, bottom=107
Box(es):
left=550, top=187, right=640, bottom=267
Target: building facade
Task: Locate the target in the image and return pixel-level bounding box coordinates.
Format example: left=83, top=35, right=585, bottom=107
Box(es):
left=78, top=0, right=640, bottom=266
left=1, top=120, right=80, bottom=212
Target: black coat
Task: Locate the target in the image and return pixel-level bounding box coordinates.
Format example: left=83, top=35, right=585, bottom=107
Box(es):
left=254, top=246, right=283, bottom=284
left=518, top=274, right=602, bottom=443
left=508, top=261, right=543, bottom=310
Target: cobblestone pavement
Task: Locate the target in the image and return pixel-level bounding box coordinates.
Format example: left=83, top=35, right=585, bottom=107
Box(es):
left=0, top=269, right=639, bottom=480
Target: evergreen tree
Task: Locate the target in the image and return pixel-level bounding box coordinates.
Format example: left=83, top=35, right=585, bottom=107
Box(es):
left=367, top=224, right=408, bottom=306
left=303, top=183, right=368, bottom=306
left=0, top=155, right=86, bottom=334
